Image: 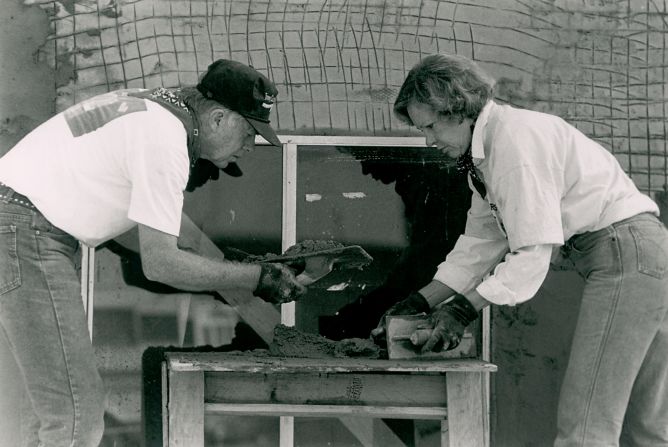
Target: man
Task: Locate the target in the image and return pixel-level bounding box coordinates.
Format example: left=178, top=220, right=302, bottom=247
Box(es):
left=0, top=59, right=306, bottom=446
left=377, top=53, right=668, bottom=446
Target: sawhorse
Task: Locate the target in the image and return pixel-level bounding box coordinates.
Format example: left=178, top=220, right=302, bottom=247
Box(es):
left=162, top=353, right=496, bottom=446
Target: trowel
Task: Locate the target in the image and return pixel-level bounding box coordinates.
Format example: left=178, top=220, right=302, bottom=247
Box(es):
left=386, top=315, right=477, bottom=360
left=260, top=245, right=373, bottom=286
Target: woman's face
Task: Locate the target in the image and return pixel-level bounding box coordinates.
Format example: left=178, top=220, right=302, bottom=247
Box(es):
left=407, top=101, right=474, bottom=164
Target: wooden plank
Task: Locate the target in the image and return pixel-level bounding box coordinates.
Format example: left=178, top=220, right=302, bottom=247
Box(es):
left=167, top=353, right=497, bottom=373
left=337, top=417, right=408, bottom=447
left=280, top=416, right=294, bottom=447
left=80, top=244, right=95, bottom=341
left=338, top=417, right=374, bottom=447
left=112, top=215, right=281, bottom=345
left=258, top=135, right=426, bottom=147
left=373, top=419, right=409, bottom=447
left=167, top=370, right=204, bottom=447
left=445, top=372, right=486, bottom=447
left=204, top=403, right=447, bottom=419
left=178, top=214, right=281, bottom=344
left=280, top=141, right=297, bottom=447
left=204, top=372, right=448, bottom=408
left=441, top=420, right=450, bottom=447
left=161, top=363, right=168, bottom=447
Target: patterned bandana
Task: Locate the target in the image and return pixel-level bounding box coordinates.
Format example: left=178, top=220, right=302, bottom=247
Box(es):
left=143, top=87, right=201, bottom=167
left=456, top=124, right=486, bottom=197
left=458, top=147, right=484, bottom=177
left=456, top=147, right=477, bottom=178
left=151, top=87, right=186, bottom=108
left=457, top=148, right=486, bottom=198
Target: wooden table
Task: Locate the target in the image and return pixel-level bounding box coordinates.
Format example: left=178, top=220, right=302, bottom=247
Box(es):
left=162, top=353, right=496, bottom=446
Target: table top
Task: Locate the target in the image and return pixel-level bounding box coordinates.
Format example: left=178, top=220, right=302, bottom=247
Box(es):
left=166, top=352, right=497, bottom=373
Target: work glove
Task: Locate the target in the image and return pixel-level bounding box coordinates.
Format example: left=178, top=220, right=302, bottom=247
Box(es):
left=253, top=263, right=307, bottom=304
left=370, top=292, right=431, bottom=342
left=421, top=294, right=478, bottom=353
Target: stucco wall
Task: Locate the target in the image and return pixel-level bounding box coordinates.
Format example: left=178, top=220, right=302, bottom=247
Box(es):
left=0, top=1, right=54, bottom=155
left=21, top=0, right=668, bottom=193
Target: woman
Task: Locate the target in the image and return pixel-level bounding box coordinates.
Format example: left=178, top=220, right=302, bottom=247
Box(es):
left=382, top=53, right=668, bottom=446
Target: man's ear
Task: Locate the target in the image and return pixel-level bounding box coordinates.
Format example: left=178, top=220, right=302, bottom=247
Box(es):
left=208, top=108, right=226, bottom=129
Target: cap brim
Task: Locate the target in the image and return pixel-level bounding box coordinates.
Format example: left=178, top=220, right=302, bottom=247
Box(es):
left=221, top=162, right=243, bottom=177
left=246, top=118, right=282, bottom=147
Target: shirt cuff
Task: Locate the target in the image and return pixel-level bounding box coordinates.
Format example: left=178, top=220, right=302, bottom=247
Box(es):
left=433, top=264, right=480, bottom=296
left=476, top=276, right=519, bottom=306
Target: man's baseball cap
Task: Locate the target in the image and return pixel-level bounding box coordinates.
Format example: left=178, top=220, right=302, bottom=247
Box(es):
left=197, top=59, right=281, bottom=147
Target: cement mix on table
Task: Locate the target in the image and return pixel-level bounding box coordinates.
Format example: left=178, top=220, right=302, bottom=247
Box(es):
left=269, top=324, right=382, bottom=359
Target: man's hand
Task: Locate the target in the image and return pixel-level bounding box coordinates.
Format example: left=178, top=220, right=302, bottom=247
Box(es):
left=421, top=294, right=479, bottom=353
left=253, top=263, right=307, bottom=304
left=370, top=292, right=430, bottom=341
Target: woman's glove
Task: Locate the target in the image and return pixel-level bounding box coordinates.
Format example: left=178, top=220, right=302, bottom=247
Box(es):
left=253, top=263, right=307, bottom=304
left=383, top=292, right=431, bottom=318
left=422, top=294, right=478, bottom=353
left=370, top=292, right=430, bottom=341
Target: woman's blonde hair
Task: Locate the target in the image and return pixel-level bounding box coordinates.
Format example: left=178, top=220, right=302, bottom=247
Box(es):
left=394, top=54, right=495, bottom=125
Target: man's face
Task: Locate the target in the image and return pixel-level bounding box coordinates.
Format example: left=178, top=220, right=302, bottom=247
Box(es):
left=200, top=108, right=256, bottom=168
left=407, top=101, right=473, bottom=165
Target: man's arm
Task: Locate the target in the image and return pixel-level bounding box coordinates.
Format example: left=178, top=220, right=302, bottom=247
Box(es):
left=138, top=223, right=308, bottom=305
left=138, top=223, right=261, bottom=292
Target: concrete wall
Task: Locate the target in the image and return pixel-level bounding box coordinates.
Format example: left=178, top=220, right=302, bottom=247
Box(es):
left=3, top=1, right=667, bottom=446
left=0, top=1, right=54, bottom=155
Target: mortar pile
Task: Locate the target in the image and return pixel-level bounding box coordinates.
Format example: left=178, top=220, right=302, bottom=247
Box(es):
left=269, top=324, right=382, bottom=359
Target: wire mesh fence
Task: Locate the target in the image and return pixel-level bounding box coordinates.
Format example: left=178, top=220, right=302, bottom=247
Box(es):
left=28, top=0, right=668, bottom=193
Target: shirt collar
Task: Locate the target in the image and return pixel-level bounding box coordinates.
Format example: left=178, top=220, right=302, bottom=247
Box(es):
left=471, top=100, right=495, bottom=160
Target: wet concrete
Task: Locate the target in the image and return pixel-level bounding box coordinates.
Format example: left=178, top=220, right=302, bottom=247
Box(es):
left=269, top=324, right=381, bottom=359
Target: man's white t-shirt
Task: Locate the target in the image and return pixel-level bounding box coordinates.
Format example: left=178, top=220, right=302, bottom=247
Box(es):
left=0, top=90, right=190, bottom=247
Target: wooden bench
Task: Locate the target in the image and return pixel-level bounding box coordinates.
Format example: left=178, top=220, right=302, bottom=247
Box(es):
left=162, top=353, right=496, bottom=446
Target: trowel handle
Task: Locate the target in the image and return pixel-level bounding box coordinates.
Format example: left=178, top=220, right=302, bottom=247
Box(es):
left=409, top=329, right=432, bottom=347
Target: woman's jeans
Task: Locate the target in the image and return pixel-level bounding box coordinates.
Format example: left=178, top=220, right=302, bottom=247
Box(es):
left=0, top=201, right=105, bottom=446
left=556, top=213, right=668, bottom=447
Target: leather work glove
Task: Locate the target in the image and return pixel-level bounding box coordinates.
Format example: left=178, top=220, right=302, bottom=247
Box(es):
left=253, top=263, right=307, bottom=304
left=370, top=292, right=431, bottom=342
left=421, top=294, right=479, bottom=353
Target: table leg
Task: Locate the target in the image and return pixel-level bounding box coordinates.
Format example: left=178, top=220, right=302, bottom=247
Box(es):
left=445, top=372, right=486, bottom=447
left=167, top=370, right=204, bottom=447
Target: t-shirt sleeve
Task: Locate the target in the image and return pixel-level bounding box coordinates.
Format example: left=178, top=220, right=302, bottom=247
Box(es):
left=126, top=121, right=189, bottom=236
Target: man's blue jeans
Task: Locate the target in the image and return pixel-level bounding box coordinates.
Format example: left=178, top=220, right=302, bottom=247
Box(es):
left=0, top=201, right=105, bottom=446
left=557, top=213, right=668, bottom=447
